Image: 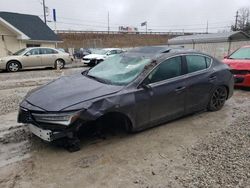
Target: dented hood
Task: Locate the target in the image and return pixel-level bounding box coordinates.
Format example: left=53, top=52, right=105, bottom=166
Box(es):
left=25, top=73, right=123, bottom=111
left=223, top=59, right=250, bottom=70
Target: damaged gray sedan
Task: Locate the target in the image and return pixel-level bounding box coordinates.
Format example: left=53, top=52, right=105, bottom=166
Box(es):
left=18, top=46, right=234, bottom=151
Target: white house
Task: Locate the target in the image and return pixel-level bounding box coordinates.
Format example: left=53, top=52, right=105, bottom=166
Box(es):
left=0, top=12, right=61, bottom=57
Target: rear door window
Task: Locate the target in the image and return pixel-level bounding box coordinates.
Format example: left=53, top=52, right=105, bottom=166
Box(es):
left=40, top=48, right=58, bottom=55
left=186, top=55, right=210, bottom=73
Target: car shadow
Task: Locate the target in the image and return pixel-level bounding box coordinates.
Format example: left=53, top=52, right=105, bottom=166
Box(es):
left=45, top=110, right=208, bottom=152
left=0, top=67, right=54, bottom=73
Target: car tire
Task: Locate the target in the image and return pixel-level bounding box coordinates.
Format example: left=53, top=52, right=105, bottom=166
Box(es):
left=55, top=59, right=65, bottom=69
left=208, top=86, right=228, bottom=111
left=6, top=61, right=21, bottom=72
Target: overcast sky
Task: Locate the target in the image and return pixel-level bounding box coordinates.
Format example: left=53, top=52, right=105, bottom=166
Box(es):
left=1, top=0, right=250, bottom=33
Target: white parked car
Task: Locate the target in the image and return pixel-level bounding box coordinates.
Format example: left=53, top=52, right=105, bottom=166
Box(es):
left=0, top=47, right=73, bottom=72
left=82, top=48, right=123, bottom=66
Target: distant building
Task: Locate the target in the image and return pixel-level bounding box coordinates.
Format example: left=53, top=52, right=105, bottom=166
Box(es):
left=168, top=31, right=250, bottom=59
left=0, top=12, right=61, bottom=57
left=118, top=26, right=138, bottom=33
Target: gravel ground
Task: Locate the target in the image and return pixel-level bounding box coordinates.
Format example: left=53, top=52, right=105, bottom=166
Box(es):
left=179, top=113, right=250, bottom=188
left=0, top=67, right=249, bottom=188
left=0, top=88, right=32, bottom=115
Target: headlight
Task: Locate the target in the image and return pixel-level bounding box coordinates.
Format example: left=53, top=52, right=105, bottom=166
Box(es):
left=32, top=111, right=80, bottom=126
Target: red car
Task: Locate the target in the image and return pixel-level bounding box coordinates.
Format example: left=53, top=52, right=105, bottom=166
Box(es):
left=223, top=46, right=250, bottom=87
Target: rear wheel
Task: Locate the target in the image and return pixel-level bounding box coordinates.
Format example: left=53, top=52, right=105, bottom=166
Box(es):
left=55, top=59, right=65, bottom=69
left=6, top=61, right=21, bottom=72
left=208, top=86, right=227, bottom=111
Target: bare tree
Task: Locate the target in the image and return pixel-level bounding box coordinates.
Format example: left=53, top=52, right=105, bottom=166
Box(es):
left=237, top=8, right=250, bottom=30
left=232, top=7, right=250, bottom=33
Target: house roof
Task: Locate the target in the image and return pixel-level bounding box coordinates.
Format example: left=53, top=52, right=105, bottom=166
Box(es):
left=168, top=31, right=250, bottom=45
left=0, top=12, right=61, bottom=42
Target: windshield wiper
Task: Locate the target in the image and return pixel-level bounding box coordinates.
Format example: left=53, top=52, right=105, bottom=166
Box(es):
left=85, top=74, right=111, bottom=84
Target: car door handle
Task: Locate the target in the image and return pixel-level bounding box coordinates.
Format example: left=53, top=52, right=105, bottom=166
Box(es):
left=175, top=86, right=186, bottom=92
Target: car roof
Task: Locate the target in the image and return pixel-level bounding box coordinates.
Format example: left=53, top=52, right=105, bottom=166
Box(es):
left=103, top=48, right=122, bottom=51
left=126, top=45, right=199, bottom=58
left=26, top=47, right=56, bottom=50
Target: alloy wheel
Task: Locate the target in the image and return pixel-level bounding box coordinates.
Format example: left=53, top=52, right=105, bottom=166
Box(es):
left=210, top=87, right=227, bottom=110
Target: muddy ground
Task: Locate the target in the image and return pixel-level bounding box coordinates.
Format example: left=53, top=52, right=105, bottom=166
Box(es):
left=0, top=66, right=249, bottom=188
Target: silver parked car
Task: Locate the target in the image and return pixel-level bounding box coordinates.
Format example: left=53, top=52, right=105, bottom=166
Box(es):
left=0, top=47, right=73, bottom=72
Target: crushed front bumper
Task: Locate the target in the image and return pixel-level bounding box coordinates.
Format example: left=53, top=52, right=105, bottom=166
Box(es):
left=18, top=108, right=80, bottom=142
left=28, top=124, right=66, bottom=142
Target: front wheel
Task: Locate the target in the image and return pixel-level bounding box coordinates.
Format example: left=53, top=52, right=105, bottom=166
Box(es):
left=208, top=86, right=228, bottom=111
left=6, top=61, right=21, bottom=72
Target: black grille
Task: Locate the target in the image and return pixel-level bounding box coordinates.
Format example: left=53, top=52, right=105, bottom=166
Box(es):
left=18, top=108, right=33, bottom=123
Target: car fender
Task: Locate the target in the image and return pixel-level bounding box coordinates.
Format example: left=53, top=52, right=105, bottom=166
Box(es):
left=6, top=59, right=22, bottom=68
left=72, top=92, right=136, bottom=129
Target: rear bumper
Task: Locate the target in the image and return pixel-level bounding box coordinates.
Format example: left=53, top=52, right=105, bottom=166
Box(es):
left=234, top=74, right=250, bottom=87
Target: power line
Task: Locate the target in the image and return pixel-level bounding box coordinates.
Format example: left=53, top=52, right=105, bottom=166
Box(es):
left=55, top=21, right=117, bottom=29
left=52, top=20, right=231, bottom=32
left=54, top=19, right=231, bottom=30
left=52, top=15, right=232, bottom=28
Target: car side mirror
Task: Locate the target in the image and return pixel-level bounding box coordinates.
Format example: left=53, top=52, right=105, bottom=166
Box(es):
left=25, top=52, right=31, bottom=56
left=223, top=55, right=228, bottom=59
left=139, top=78, right=152, bottom=89
left=106, top=52, right=111, bottom=56
left=141, top=83, right=151, bottom=90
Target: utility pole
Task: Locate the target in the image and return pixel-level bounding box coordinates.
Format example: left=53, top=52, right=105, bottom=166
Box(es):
left=235, top=11, right=239, bottom=30
left=42, top=0, right=47, bottom=25
left=206, top=21, right=208, bottom=34
left=108, top=11, right=110, bottom=34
